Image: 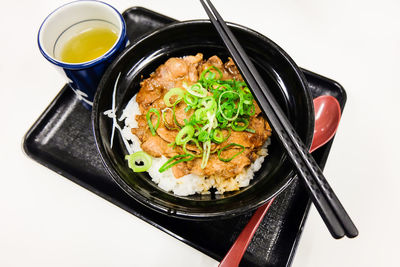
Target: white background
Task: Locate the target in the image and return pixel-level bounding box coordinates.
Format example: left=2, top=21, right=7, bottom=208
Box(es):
left=1, top=0, right=399, bottom=266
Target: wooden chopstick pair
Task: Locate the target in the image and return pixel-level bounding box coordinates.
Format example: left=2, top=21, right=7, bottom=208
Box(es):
left=200, top=0, right=358, bottom=239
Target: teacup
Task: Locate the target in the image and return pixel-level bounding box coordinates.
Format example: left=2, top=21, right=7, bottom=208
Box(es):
left=38, top=0, right=127, bottom=108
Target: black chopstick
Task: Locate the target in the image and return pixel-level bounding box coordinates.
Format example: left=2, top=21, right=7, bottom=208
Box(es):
left=200, top=0, right=358, bottom=238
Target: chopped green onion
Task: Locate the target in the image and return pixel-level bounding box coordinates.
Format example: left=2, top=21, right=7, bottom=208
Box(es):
left=231, top=118, right=249, bottom=132
left=218, top=143, right=245, bottom=162
left=245, top=103, right=256, bottom=116
left=219, top=119, right=229, bottom=129
left=188, top=114, right=199, bottom=126
left=194, top=108, right=208, bottom=124
left=198, top=130, right=210, bottom=142
left=211, top=128, right=231, bottom=144
left=218, top=91, right=241, bottom=121
left=172, top=104, right=184, bottom=128
left=159, top=154, right=194, bottom=173
left=187, top=83, right=207, bottom=98
left=200, top=66, right=223, bottom=82
left=210, top=147, right=219, bottom=154
left=201, top=140, right=212, bottom=169
left=242, top=93, right=253, bottom=105
left=162, top=108, right=179, bottom=130
left=183, top=138, right=202, bottom=157
left=175, top=125, right=195, bottom=145
left=216, top=111, right=227, bottom=122
left=184, top=93, right=198, bottom=106
left=146, top=108, right=160, bottom=135
left=200, top=96, right=217, bottom=111
left=168, top=142, right=178, bottom=150
left=164, top=88, right=185, bottom=107
left=125, top=151, right=152, bottom=172
left=239, top=82, right=248, bottom=88
left=206, top=112, right=217, bottom=132
left=245, top=128, right=256, bottom=133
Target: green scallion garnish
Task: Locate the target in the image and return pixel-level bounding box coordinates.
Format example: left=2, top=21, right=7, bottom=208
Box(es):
left=164, top=87, right=185, bottom=107
left=162, top=108, right=179, bottom=130
left=211, top=128, right=231, bottom=144
left=146, top=108, right=160, bottom=135
left=187, top=83, right=208, bottom=98
left=125, top=151, right=152, bottom=172
left=201, top=140, right=212, bottom=169
left=175, top=125, right=195, bottom=145
left=231, top=118, right=249, bottom=132
left=184, top=93, right=199, bottom=107
left=182, top=138, right=202, bottom=157
left=159, top=154, right=194, bottom=173
left=217, top=143, right=245, bottom=162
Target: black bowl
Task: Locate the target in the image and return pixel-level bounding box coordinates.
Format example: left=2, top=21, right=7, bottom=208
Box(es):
left=92, top=20, right=314, bottom=220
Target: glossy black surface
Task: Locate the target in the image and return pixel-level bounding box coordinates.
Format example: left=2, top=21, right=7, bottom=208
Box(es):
left=93, top=19, right=314, bottom=219
left=23, top=7, right=347, bottom=267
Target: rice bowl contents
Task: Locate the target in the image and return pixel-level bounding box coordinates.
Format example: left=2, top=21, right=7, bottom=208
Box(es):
left=118, top=53, right=272, bottom=196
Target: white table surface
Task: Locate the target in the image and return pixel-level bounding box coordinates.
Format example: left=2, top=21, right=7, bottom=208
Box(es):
left=2, top=0, right=400, bottom=266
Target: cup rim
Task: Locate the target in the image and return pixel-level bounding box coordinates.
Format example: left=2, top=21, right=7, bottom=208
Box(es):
left=37, top=0, right=126, bottom=70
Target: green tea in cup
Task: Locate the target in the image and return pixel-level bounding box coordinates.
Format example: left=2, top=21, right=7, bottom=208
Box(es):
left=55, top=20, right=119, bottom=64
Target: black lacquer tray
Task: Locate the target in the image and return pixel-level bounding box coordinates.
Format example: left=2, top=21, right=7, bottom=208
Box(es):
left=23, top=7, right=347, bottom=267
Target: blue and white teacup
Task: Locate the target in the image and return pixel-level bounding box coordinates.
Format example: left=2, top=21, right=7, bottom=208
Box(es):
left=38, top=0, right=127, bottom=109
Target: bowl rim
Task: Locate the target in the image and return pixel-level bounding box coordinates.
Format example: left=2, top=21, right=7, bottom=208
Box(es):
left=92, top=19, right=314, bottom=219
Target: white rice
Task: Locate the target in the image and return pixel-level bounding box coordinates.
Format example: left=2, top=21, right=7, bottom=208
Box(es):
left=118, top=94, right=270, bottom=196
